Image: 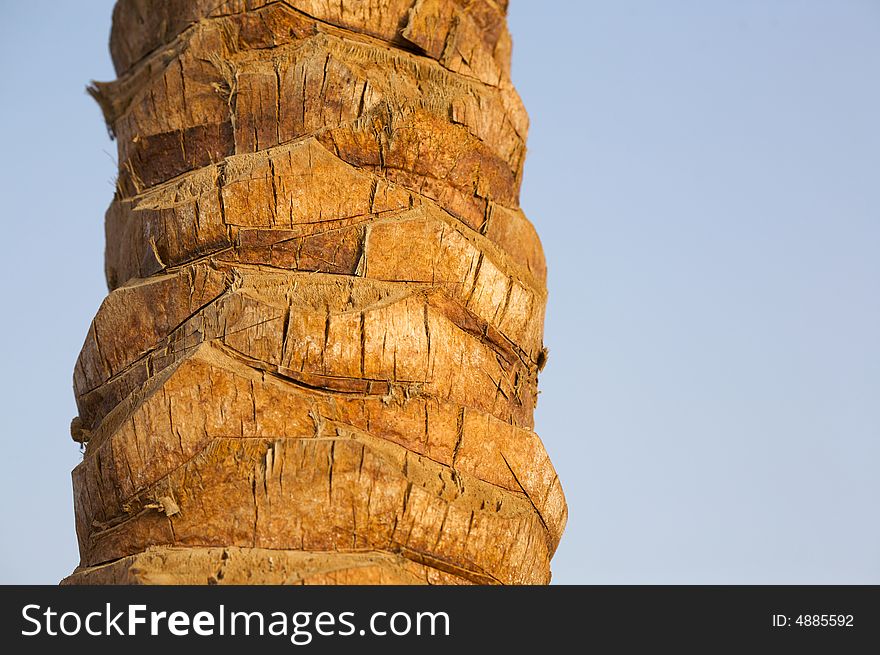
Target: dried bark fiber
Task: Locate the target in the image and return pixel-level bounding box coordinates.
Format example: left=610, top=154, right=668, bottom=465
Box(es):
left=66, top=0, right=565, bottom=586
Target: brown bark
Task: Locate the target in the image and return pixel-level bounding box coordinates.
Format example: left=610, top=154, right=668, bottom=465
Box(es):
left=65, top=0, right=565, bottom=585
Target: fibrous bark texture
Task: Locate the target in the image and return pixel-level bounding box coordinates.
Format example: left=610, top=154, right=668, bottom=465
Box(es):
left=65, top=0, right=566, bottom=585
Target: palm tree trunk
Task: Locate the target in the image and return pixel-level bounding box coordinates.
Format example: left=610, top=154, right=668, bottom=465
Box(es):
left=64, top=0, right=566, bottom=585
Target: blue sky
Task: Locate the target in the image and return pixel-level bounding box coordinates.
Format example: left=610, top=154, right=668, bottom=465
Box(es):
left=0, top=1, right=877, bottom=583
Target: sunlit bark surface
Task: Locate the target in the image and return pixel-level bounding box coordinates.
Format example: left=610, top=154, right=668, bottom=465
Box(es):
left=64, top=0, right=566, bottom=585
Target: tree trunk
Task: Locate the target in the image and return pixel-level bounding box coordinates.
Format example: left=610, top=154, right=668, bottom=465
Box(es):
left=64, top=0, right=566, bottom=585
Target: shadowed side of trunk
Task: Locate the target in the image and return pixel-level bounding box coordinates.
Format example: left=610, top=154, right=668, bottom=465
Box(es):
left=64, top=0, right=566, bottom=585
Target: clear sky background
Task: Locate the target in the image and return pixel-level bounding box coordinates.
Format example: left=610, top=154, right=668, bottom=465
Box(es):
left=0, top=1, right=877, bottom=584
